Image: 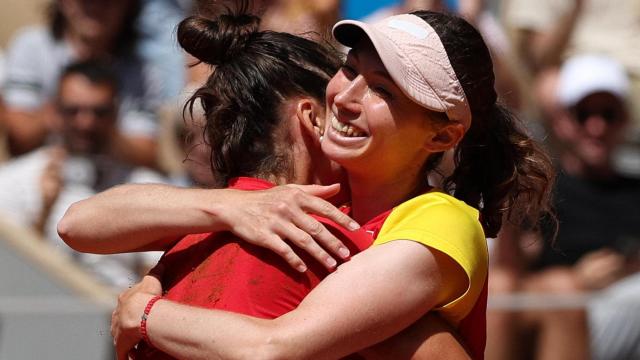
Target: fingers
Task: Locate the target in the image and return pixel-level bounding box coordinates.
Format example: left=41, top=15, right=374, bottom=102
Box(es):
left=224, top=185, right=361, bottom=272
left=111, top=290, right=148, bottom=360
left=112, top=308, right=129, bottom=360
left=283, top=185, right=360, bottom=231
left=259, top=234, right=308, bottom=273
left=300, top=194, right=360, bottom=232
left=266, top=186, right=360, bottom=269
left=287, top=183, right=341, bottom=198
left=231, top=217, right=310, bottom=273
left=276, top=219, right=339, bottom=271
left=288, top=206, right=351, bottom=262
left=269, top=192, right=351, bottom=268
left=240, top=221, right=339, bottom=272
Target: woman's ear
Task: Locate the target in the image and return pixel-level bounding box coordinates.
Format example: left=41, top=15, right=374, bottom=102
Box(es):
left=296, top=98, right=326, bottom=143
left=425, top=122, right=466, bottom=152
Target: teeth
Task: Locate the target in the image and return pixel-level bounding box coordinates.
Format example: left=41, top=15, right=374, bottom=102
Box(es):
left=331, top=116, right=365, bottom=137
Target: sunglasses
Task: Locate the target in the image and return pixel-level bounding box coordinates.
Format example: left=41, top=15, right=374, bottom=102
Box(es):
left=572, top=106, right=622, bottom=125
left=58, top=104, right=116, bottom=119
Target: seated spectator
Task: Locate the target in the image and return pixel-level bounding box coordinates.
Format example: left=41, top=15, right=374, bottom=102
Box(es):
left=0, top=60, right=163, bottom=288
left=1, top=0, right=164, bottom=167
left=488, top=54, right=640, bottom=360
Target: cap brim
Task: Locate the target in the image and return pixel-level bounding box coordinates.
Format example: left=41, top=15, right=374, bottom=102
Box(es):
left=333, top=20, right=370, bottom=48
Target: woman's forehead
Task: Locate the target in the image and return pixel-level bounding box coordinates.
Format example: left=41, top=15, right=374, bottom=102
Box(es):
left=346, top=40, right=390, bottom=76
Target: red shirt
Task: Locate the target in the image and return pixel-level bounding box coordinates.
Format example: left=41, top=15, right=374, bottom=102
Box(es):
left=132, top=178, right=377, bottom=359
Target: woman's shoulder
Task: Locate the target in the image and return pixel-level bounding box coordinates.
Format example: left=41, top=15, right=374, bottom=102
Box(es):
left=375, top=190, right=487, bottom=257
left=393, top=190, right=481, bottom=225
left=375, top=191, right=489, bottom=324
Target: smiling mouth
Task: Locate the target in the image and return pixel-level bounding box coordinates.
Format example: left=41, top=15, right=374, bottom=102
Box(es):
left=331, top=116, right=366, bottom=137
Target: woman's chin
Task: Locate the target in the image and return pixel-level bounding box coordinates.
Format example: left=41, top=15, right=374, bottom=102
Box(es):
left=321, top=138, right=363, bottom=166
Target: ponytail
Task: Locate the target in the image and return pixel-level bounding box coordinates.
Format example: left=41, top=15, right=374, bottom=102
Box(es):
left=444, top=104, right=555, bottom=238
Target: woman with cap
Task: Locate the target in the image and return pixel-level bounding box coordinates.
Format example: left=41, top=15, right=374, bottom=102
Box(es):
left=108, top=9, right=554, bottom=360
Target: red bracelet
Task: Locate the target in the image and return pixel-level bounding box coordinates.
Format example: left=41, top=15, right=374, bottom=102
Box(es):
left=140, top=295, right=162, bottom=347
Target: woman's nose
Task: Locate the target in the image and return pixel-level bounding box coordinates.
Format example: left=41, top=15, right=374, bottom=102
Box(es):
left=333, top=76, right=365, bottom=115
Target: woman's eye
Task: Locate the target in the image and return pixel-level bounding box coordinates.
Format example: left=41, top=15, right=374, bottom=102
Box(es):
left=341, top=65, right=357, bottom=79
left=372, top=85, right=392, bottom=99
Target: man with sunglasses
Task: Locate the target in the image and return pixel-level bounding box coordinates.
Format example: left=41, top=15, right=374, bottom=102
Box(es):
left=545, top=55, right=640, bottom=360
left=0, top=60, right=163, bottom=289
left=489, top=54, right=640, bottom=360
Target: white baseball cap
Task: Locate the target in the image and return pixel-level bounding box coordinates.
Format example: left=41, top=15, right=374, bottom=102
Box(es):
left=332, top=14, right=472, bottom=129
left=557, top=55, right=630, bottom=107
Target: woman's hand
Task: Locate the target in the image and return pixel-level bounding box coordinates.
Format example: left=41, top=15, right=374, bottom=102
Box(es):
left=214, top=183, right=360, bottom=272
left=111, top=272, right=164, bottom=360
left=60, top=181, right=359, bottom=272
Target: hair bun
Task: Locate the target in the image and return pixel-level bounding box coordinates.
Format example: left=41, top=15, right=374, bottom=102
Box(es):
left=177, top=13, right=260, bottom=66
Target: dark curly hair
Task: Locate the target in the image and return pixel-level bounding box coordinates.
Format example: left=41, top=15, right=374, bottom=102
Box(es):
left=177, top=0, right=342, bottom=186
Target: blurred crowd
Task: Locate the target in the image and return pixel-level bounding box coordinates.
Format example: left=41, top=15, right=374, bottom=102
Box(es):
left=0, top=0, right=639, bottom=359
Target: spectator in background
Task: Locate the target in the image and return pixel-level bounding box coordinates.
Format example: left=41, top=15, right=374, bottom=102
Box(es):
left=1, top=0, right=163, bottom=168
left=259, top=0, right=340, bottom=38
left=0, top=60, right=163, bottom=289
left=136, top=0, right=192, bottom=100
left=504, top=0, right=640, bottom=134
left=488, top=55, right=640, bottom=360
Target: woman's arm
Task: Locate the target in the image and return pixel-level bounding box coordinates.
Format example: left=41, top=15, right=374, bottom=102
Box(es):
left=113, top=240, right=467, bottom=360
left=361, top=312, right=471, bottom=360
left=58, top=183, right=359, bottom=270
left=58, top=183, right=227, bottom=253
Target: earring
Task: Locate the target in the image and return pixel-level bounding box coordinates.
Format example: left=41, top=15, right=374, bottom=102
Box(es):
left=319, top=135, right=324, bottom=142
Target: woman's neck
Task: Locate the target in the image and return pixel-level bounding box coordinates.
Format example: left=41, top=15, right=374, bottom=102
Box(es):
left=348, top=172, right=427, bottom=224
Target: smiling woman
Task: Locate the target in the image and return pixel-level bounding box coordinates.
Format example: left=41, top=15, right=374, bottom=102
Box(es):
left=322, top=39, right=453, bottom=187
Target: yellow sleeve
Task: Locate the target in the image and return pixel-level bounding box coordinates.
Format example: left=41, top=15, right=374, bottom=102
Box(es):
left=374, top=192, right=488, bottom=324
